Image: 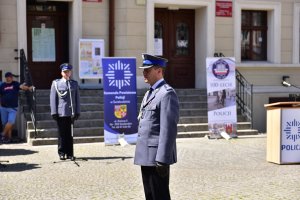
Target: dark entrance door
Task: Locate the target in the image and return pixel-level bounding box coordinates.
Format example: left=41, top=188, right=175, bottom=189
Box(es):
left=155, top=8, right=195, bottom=88
left=27, top=2, right=69, bottom=89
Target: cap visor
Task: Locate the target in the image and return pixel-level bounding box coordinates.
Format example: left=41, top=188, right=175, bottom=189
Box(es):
left=5, top=74, right=18, bottom=78
left=139, top=65, right=153, bottom=69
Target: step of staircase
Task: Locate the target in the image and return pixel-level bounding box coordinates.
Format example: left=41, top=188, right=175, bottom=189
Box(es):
left=29, top=136, right=104, bottom=146
left=24, top=89, right=258, bottom=146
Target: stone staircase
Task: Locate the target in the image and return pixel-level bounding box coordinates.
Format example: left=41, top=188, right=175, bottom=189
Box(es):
left=24, top=89, right=258, bottom=146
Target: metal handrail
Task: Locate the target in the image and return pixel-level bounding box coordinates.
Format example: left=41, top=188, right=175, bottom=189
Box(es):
left=20, top=49, right=37, bottom=138
left=236, top=69, right=253, bottom=128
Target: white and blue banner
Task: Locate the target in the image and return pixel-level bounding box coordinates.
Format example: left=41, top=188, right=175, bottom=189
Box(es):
left=206, top=57, right=237, bottom=139
left=102, top=57, right=138, bottom=145
left=281, top=109, right=300, bottom=163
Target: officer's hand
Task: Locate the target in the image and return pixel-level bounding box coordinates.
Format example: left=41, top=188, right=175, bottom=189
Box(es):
left=71, top=114, right=80, bottom=123
left=74, top=114, right=80, bottom=120
left=156, top=162, right=169, bottom=178
left=52, top=114, right=59, bottom=121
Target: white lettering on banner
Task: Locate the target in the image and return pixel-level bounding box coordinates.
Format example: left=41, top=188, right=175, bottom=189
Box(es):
left=281, top=144, right=300, bottom=151
left=109, top=100, right=130, bottom=104
left=115, top=96, right=125, bottom=100
left=104, top=91, right=136, bottom=95
left=214, top=111, right=231, bottom=116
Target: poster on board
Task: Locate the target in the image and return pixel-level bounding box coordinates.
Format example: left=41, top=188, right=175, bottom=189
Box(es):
left=79, top=39, right=104, bottom=79
left=32, top=28, right=55, bottom=62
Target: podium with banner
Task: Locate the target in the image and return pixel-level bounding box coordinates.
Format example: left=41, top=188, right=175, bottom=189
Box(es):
left=265, top=102, right=300, bottom=164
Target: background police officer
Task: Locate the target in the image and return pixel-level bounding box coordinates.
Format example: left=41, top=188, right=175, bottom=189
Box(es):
left=134, top=54, right=180, bottom=200
left=50, top=63, right=80, bottom=161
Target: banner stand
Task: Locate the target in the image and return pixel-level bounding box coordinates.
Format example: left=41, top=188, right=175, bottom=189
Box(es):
left=206, top=57, right=237, bottom=139
left=102, top=57, right=138, bottom=145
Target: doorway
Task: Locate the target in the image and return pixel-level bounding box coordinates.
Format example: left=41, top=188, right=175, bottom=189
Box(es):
left=27, top=1, right=69, bottom=89
left=155, top=8, right=195, bottom=88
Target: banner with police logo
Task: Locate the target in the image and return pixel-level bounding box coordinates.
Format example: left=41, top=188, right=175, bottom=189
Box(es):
left=102, top=57, right=138, bottom=145
left=281, top=109, right=300, bottom=163
left=206, top=57, right=237, bottom=139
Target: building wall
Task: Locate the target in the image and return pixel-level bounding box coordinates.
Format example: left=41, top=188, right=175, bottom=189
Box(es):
left=223, top=0, right=300, bottom=132
left=82, top=1, right=109, bottom=56
left=81, top=0, right=147, bottom=86
left=215, top=17, right=234, bottom=57
left=2, top=0, right=300, bottom=133
left=76, top=0, right=300, bottom=132
left=114, top=0, right=146, bottom=83
left=82, top=0, right=147, bottom=68
left=0, top=0, right=18, bottom=80
left=281, top=0, right=293, bottom=64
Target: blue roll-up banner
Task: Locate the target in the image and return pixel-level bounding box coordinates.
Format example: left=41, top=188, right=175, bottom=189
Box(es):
left=102, top=57, right=138, bottom=145
left=206, top=57, right=237, bottom=139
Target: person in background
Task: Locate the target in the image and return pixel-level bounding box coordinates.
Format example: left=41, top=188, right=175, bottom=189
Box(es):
left=0, top=72, right=32, bottom=143
left=134, top=54, right=180, bottom=200
left=50, top=63, right=80, bottom=161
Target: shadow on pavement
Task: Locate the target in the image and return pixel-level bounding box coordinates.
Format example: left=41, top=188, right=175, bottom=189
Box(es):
left=51, top=156, right=133, bottom=167
left=0, top=162, right=41, bottom=172
left=81, top=156, right=133, bottom=161
left=80, top=156, right=133, bottom=165
left=0, top=149, right=38, bottom=157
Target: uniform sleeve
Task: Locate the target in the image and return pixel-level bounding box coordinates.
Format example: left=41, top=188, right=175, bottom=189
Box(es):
left=156, top=90, right=179, bottom=164
left=75, top=82, right=80, bottom=114
left=50, top=81, right=58, bottom=115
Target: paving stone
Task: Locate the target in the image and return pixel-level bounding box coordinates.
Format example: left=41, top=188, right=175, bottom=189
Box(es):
left=0, top=135, right=299, bottom=199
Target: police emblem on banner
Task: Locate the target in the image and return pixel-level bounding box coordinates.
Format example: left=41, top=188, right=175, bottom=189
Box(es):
left=114, top=104, right=127, bottom=119
left=212, top=59, right=230, bottom=79
left=283, top=119, right=300, bottom=142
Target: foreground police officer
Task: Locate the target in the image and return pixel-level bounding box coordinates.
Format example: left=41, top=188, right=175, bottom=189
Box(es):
left=134, top=54, right=179, bottom=200
left=50, top=63, right=80, bottom=161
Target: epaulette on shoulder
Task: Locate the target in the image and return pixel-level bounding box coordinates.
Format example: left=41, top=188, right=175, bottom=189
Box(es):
left=70, top=79, right=78, bottom=84
left=163, top=84, right=173, bottom=91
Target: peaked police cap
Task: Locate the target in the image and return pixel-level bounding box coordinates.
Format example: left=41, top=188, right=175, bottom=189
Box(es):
left=60, top=63, right=73, bottom=71
left=140, top=53, right=168, bottom=69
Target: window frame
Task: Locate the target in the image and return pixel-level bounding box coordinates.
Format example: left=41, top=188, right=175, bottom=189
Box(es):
left=241, top=10, right=268, bottom=61
left=234, top=1, right=281, bottom=64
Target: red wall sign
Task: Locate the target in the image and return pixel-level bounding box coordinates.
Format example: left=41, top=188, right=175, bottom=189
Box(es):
left=216, top=1, right=232, bottom=17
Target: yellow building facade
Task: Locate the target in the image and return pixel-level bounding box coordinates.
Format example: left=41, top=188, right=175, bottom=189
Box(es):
left=1, top=0, right=300, bottom=133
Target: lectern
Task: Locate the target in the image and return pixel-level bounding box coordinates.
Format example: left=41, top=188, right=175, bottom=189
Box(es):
left=265, top=102, right=300, bottom=164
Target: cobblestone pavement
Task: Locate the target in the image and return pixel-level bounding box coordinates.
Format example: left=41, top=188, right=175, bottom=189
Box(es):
left=1, top=135, right=300, bottom=200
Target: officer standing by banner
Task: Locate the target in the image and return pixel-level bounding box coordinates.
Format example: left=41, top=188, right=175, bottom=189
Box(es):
left=50, top=63, right=80, bottom=161
left=134, top=54, right=179, bottom=200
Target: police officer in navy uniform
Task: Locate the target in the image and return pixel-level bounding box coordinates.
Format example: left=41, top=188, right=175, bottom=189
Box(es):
left=134, top=54, right=180, bottom=200
left=50, top=63, right=80, bottom=161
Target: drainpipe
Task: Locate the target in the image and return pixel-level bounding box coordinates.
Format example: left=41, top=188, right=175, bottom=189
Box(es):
left=109, top=0, right=115, bottom=56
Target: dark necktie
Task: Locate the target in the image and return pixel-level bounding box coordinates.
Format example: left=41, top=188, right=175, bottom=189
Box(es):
left=147, top=87, right=153, bottom=100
